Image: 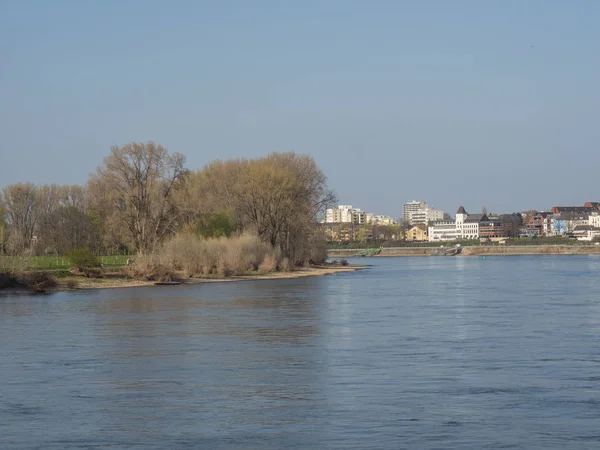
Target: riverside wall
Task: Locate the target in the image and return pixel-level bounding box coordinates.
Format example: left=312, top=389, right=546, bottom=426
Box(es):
left=328, top=245, right=600, bottom=258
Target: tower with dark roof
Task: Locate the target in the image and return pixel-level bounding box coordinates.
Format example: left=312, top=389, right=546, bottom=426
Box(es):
left=456, top=206, right=467, bottom=228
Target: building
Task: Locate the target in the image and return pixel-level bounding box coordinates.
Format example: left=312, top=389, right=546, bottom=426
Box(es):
left=403, top=200, right=444, bottom=226
left=403, top=201, right=426, bottom=222
left=324, top=205, right=359, bottom=224
left=428, top=220, right=460, bottom=241
left=551, top=206, right=596, bottom=215
left=589, top=212, right=600, bottom=228
left=428, top=206, right=489, bottom=241
left=322, top=223, right=355, bottom=242
left=405, top=225, right=428, bottom=241
left=526, top=212, right=553, bottom=235
left=572, top=225, right=600, bottom=241
left=549, top=213, right=590, bottom=235
left=352, top=210, right=367, bottom=225
left=479, top=220, right=505, bottom=239
left=370, top=215, right=396, bottom=226
left=497, top=213, right=523, bottom=237
left=325, top=205, right=395, bottom=226
left=584, top=202, right=600, bottom=209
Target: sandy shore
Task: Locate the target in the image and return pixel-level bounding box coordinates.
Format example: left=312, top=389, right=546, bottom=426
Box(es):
left=46, top=265, right=361, bottom=292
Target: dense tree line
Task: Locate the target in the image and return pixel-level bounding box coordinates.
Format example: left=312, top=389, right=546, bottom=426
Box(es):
left=0, top=142, right=336, bottom=264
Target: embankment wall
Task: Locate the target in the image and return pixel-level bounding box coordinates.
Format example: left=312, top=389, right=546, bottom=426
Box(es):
left=328, top=245, right=600, bottom=258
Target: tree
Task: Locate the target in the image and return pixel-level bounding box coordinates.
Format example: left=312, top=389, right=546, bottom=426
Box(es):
left=88, top=142, right=189, bottom=254
left=0, top=204, right=6, bottom=255
left=195, top=211, right=236, bottom=238
left=192, top=152, right=336, bottom=264
left=1, top=183, right=39, bottom=254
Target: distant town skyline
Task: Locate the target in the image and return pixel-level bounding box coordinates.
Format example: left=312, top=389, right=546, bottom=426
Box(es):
left=2, top=2, right=599, bottom=215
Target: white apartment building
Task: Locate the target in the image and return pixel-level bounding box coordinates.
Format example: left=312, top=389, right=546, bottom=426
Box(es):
left=589, top=212, right=600, bottom=228
left=325, top=205, right=356, bottom=223
left=352, top=210, right=367, bottom=224
left=427, top=220, right=459, bottom=241
left=403, top=201, right=426, bottom=222
left=428, top=206, right=486, bottom=241
left=404, top=200, right=444, bottom=226
left=324, top=205, right=396, bottom=226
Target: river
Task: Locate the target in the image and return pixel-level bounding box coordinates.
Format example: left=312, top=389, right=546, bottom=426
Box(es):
left=2, top=256, right=600, bottom=449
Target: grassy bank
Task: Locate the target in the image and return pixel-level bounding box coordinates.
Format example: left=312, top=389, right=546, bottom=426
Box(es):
left=0, top=255, right=131, bottom=271
left=1, top=263, right=359, bottom=293
left=1, top=234, right=353, bottom=293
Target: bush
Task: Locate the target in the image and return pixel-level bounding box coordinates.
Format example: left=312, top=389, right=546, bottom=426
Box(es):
left=161, top=233, right=281, bottom=277
left=21, top=272, right=58, bottom=293
left=68, top=248, right=99, bottom=269
left=340, top=259, right=349, bottom=266
left=258, top=253, right=280, bottom=272
left=126, top=257, right=174, bottom=282
left=65, top=279, right=79, bottom=289
left=279, top=257, right=292, bottom=272
left=0, top=272, right=19, bottom=289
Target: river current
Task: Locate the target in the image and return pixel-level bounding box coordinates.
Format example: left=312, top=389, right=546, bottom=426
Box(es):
left=2, top=255, right=600, bottom=449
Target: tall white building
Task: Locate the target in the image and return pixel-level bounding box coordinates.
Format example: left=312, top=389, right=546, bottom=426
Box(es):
left=403, top=201, right=427, bottom=222
left=404, top=200, right=444, bottom=225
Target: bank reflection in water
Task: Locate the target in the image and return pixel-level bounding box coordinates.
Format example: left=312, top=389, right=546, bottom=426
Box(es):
left=87, top=280, right=330, bottom=441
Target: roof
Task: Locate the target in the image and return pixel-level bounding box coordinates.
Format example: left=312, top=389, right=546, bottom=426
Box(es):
left=553, top=213, right=589, bottom=220
left=410, top=224, right=427, bottom=231
left=573, top=225, right=600, bottom=232
left=456, top=206, right=467, bottom=214
left=465, top=213, right=489, bottom=223
left=552, top=206, right=595, bottom=214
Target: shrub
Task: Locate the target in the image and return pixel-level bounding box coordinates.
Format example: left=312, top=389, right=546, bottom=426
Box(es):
left=68, top=248, right=99, bottom=269
left=0, top=272, right=19, bottom=289
left=21, top=272, right=58, bottom=293
left=340, top=259, right=349, bottom=266
left=308, top=235, right=329, bottom=265
left=161, top=233, right=280, bottom=277
left=279, top=257, right=292, bottom=272
left=82, top=268, right=104, bottom=278
left=65, top=279, right=79, bottom=289
left=126, top=256, right=174, bottom=282
left=258, top=252, right=280, bottom=272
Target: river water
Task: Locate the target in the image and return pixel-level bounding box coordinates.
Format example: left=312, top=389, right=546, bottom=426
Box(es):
left=2, top=256, right=600, bottom=449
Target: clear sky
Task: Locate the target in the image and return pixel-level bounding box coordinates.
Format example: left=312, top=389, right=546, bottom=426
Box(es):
left=1, top=1, right=599, bottom=218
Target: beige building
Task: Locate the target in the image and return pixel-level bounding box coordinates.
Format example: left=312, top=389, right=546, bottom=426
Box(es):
left=405, top=225, right=428, bottom=241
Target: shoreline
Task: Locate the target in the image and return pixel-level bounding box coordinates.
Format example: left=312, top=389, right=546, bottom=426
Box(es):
left=0, top=265, right=362, bottom=295
left=328, top=245, right=600, bottom=258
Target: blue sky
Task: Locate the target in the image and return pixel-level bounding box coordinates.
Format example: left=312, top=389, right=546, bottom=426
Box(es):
left=1, top=1, right=599, bottom=218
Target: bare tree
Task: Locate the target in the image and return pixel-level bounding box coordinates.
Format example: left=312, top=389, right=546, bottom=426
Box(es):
left=193, top=152, right=336, bottom=264
left=88, top=142, right=189, bottom=254
left=0, top=204, right=6, bottom=255
left=1, top=183, right=39, bottom=254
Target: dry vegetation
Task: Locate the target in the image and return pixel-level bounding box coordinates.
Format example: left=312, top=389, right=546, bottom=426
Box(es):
left=131, top=234, right=286, bottom=280
left=0, top=269, right=58, bottom=293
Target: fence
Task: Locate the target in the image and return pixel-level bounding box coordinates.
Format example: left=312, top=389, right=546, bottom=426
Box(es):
left=0, top=255, right=133, bottom=271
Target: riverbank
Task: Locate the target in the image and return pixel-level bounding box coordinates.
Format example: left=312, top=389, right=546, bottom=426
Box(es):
left=460, top=245, right=600, bottom=256
left=0, top=265, right=361, bottom=294
left=328, top=245, right=600, bottom=258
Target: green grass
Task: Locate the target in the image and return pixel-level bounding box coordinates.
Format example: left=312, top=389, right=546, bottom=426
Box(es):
left=0, top=255, right=133, bottom=271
